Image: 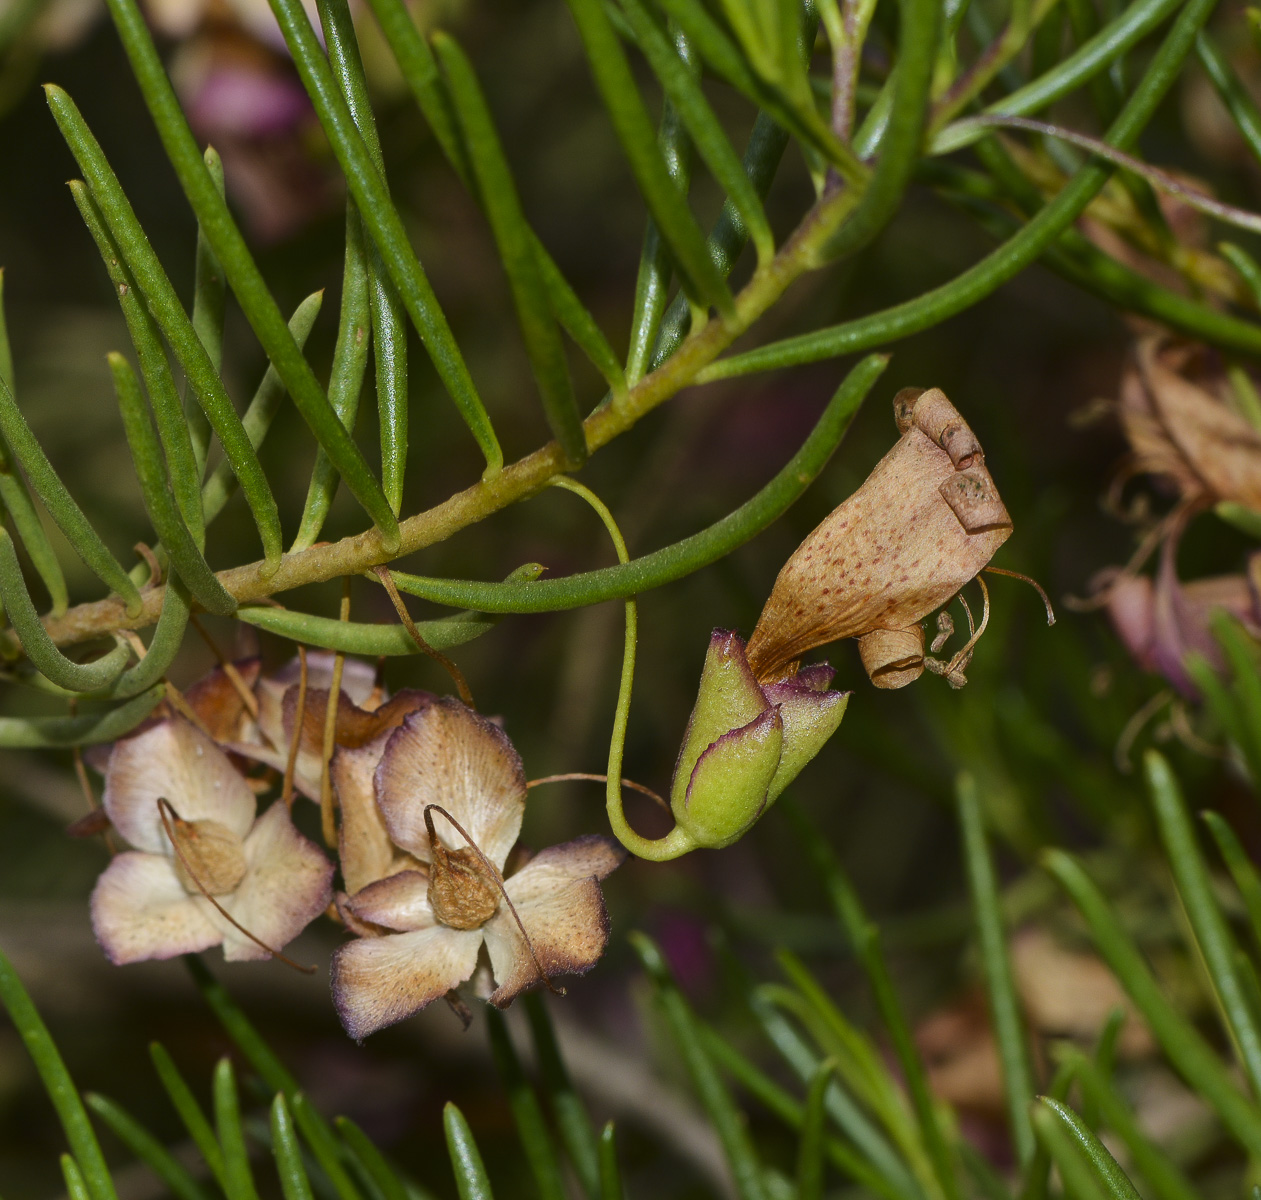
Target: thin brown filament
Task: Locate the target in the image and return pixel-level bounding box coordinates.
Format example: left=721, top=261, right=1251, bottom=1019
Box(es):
left=1169, top=700, right=1228, bottom=760
left=320, top=581, right=350, bottom=849
left=1114, top=689, right=1173, bottom=773
left=163, top=681, right=215, bottom=740
left=189, top=614, right=259, bottom=721
left=527, top=772, right=669, bottom=813
left=134, top=543, right=162, bottom=589
left=155, top=797, right=315, bottom=973
left=983, top=566, right=1057, bottom=625
left=120, top=629, right=148, bottom=661
left=423, top=803, right=563, bottom=997
left=956, top=591, right=977, bottom=639
left=372, top=565, right=474, bottom=707
left=946, top=576, right=991, bottom=675
left=281, top=645, right=307, bottom=811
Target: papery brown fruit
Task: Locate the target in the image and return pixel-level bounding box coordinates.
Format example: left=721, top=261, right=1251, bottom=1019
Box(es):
left=746, top=388, right=1012, bottom=688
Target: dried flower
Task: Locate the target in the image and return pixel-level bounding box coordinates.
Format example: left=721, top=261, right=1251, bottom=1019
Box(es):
left=666, top=631, right=848, bottom=851
left=90, top=717, right=332, bottom=964
left=746, top=387, right=1013, bottom=689
left=331, top=698, right=625, bottom=1039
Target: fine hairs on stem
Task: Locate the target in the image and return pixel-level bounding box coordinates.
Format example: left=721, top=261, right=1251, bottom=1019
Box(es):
left=422, top=803, right=562, bottom=996
left=155, top=797, right=315, bottom=972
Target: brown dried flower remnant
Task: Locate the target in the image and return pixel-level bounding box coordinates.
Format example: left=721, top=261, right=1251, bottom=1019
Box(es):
left=90, top=718, right=333, bottom=964
left=747, top=388, right=1013, bottom=689
left=331, top=698, right=625, bottom=1040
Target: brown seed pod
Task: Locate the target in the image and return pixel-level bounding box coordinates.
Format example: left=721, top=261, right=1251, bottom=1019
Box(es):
left=746, top=387, right=1013, bottom=688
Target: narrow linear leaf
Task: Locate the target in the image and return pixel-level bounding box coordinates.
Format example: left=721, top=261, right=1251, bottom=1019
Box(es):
left=202, top=291, right=324, bottom=529
left=85, top=1093, right=212, bottom=1200
left=443, top=1103, right=494, bottom=1200
left=1196, top=30, right=1261, bottom=170
left=522, top=995, right=600, bottom=1199
left=631, top=933, right=769, bottom=1200
left=70, top=182, right=205, bottom=545
left=1029, top=1105, right=1110, bottom=1200
left=1043, top=849, right=1261, bottom=1158
left=564, top=0, right=733, bottom=314
left=0, top=270, right=68, bottom=615
left=236, top=609, right=498, bottom=656
left=149, top=1043, right=227, bottom=1190
left=391, top=353, right=887, bottom=611
left=271, top=1097, right=315, bottom=1200
left=1036, top=1099, right=1141, bottom=1200
left=0, top=686, right=162, bottom=747
left=76, top=0, right=403, bottom=543
left=187, top=145, right=226, bottom=479
left=597, top=1124, right=622, bottom=1200
left=261, top=0, right=502, bottom=481
left=108, top=581, right=191, bottom=699
left=214, top=1059, right=261, bottom=1200
left=334, top=1117, right=410, bottom=1200
left=796, top=1060, right=835, bottom=1200
left=485, top=1010, right=566, bottom=1200
left=0, top=529, right=130, bottom=691
left=1201, top=810, right=1261, bottom=959
left=1211, top=612, right=1261, bottom=778
left=0, top=946, right=119, bottom=1200
left=293, top=208, right=373, bottom=552
left=45, top=89, right=287, bottom=566
left=107, top=355, right=235, bottom=615
left=956, top=773, right=1036, bottom=1167
left=1220, top=241, right=1261, bottom=309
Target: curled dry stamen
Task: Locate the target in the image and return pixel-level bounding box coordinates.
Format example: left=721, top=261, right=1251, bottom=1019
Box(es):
left=423, top=803, right=564, bottom=997
left=373, top=566, right=474, bottom=707
left=134, top=542, right=162, bottom=589
left=155, top=797, right=316, bottom=973
left=527, top=773, right=669, bottom=813
left=984, top=566, right=1057, bottom=626
left=1114, top=689, right=1173, bottom=773
left=281, top=644, right=308, bottom=810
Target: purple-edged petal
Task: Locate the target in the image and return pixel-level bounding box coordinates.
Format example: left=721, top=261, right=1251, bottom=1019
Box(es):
left=346, top=870, right=435, bottom=933
left=104, top=718, right=256, bottom=854
left=503, top=835, right=626, bottom=901
left=334, top=731, right=397, bottom=895
left=483, top=877, right=611, bottom=1008
left=1104, top=572, right=1158, bottom=674
left=214, top=802, right=332, bottom=962
left=91, top=852, right=222, bottom=964
left=374, top=699, right=525, bottom=870
left=761, top=679, right=849, bottom=804
left=331, top=926, right=483, bottom=1040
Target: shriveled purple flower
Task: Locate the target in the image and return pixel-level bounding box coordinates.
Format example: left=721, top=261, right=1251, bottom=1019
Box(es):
left=332, top=698, right=625, bottom=1040
left=91, top=717, right=332, bottom=964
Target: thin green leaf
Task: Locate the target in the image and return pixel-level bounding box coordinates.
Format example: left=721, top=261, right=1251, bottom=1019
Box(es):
left=434, top=32, right=586, bottom=466
left=956, top=773, right=1036, bottom=1167
left=631, top=933, right=769, bottom=1200
left=564, top=0, right=734, bottom=314
left=1186, top=652, right=1257, bottom=781
left=86, top=1092, right=212, bottom=1200
left=334, top=1118, right=410, bottom=1200
left=45, top=89, right=287, bottom=566
left=0, top=946, right=119, bottom=1200
left=392, top=353, right=886, bottom=610
left=201, top=291, right=324, bottom=529
left=1202, top=809, right=1261, bottom=958
left=1036, top=1099, right=1141, bottom=1200
left=272, top=1096, right=316, bottom=1200
left=0, top=686, right=161, bottom=747
left=0, top=528, right=130, bottom=691
left=237, top=607, right=500, bottom=656
left=1029, top=1105, right=1110, bottom=1200
left=149, top=1042, right=227, bottom=1190
left=187, top=145, right=226, bottom=479
left=293, top=207, right=373, bottom=552
left=70, top=182, right=205, bottom=545
left=0, top=270, right=68, bottom=616
left=1196, top=30, right=1261, bottom=170
left=796, top=1060, right=835, bottom=1200
left=1211, top=612, right=1261, bottom=778
left=1043, top=848, right=1261, bottom=1158
left=597, top=1124, right=621, bottom=1200
left=485, top=1010, right=566, bottom=1200
left=107, top=582, right=191, bottom=699
left=443, top=1103, right=494, bottom=1200
left=62, top=1154, right=94, bottom=1200
left=76, top=0, right=404, bottom=542
left=107, top=354, right=235, bottom=615
left=1016, top=1062, right=1073, bottom=1200
left=1220, top=241, right=1261, bottom=309
left=214, top=1059, right=261, bottom=1200
left=259, top=0, right=502, bottom=482
left=289, top=1094, right=363, bottom=1200
left=1144, top=749, right=1261, bottom=1098
left=1057, top=1049, right=1198, bottom=1200
left=0, top=372, right=141, bottom=614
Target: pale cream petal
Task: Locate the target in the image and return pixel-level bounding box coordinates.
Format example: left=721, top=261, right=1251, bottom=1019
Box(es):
left=346, top=870, right=435, bottom=932
left=503, top=835, right=626, bottom=905
left=331, top=926, right=483, bottom=1040
left=91, top=852, right=221, bottom=964
left=374, top=699, right=525, bottom=869
left=334, top=731, right=398, bottom=894
left=483, top=877, right=611, bottom=1008
left=214, top=802, right=333, bottom=962
left=104, top=718, right=256, bottom=854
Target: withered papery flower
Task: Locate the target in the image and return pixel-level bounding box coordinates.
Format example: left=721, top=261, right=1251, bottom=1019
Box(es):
left=331, top=699, right=626, bottom=1040
left=91, top=718, right=333, bottom=964
left=746, top=388, right=1012, bottom=689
